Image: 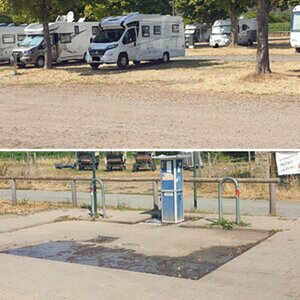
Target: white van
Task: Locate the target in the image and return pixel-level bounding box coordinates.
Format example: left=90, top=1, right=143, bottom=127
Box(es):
left=185, top=23, right=211, bottom=47
left=209, top=18, right=257, bottom=47
left=291, top=6, right=300, bottom=53
left=10, top=12, right=99, bottom=67
left=0, top=25, right=26, bottom=62
left=86, top=12, right=185, bottom=70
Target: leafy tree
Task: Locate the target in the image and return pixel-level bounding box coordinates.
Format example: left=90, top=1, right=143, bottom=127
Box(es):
left=256, top=0, right=298, bottom=74
left=176, top=0, right=226, bottom=24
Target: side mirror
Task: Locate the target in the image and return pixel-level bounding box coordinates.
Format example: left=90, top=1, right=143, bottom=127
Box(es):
left=90, top=37, right=93, bottom=44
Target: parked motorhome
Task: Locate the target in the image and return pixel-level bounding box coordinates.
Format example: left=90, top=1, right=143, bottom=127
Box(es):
left=291, top=6, right=300, bottom=53
left=0, top=25, right=26, bottom=62
left=87, top=12, right=185, bottom=70
left=10, top=12, right=99, bottom=67
left=185, top=23, right=211, bottom=47
left=180, top=152, right=203, bottom=171
left=209, top=18, right=257, bottom=47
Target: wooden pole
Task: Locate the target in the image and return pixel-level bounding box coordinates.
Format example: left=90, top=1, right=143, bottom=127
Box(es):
left=71, top=180, right=77, bottom=207
left=11, top=179, right=17, bottom=206
left=269, top=183, right=276, bottom=215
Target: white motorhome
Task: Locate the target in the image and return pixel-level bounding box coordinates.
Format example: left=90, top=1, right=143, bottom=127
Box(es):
left=185, top=23, right=211, bottom=47
left=0, top=25, right=26, bottom=62
left=86, top=12, right=185, bottom=70
left=10, top=12, right=99, bottom=67
left=291, top=6, right=300, bottom=53
left=209, top=18, right=257, bottom=47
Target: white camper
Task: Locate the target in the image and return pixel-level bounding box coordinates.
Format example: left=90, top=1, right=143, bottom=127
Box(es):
left=209, top=18, right=257, bottom=47
left=185, top=23, right=211, bottom=47
left=0, top=25, right=26, bottom=62
left=86, top=13, right=185, bottom=70
left=291, top=6, right=300, bottom=53
left=10, top=12, right=99, bottom=67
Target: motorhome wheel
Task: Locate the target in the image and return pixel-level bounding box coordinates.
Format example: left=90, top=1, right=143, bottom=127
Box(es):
left=162, top=52, right=170, bottom=63
left=248, top=39, right=254, bottom=46
left=35, top=56, right=45, bottom=68
left=117, top=53, right=129, bottom=68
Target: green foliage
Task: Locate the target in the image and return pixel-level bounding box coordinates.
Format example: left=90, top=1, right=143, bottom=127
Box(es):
left=269, top=21, right=290, bottom=31
left=0, top=152, right=75, bottom=161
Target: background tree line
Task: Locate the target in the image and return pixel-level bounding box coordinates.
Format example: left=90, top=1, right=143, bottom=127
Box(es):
left=0, top=0, right=298, bottom=72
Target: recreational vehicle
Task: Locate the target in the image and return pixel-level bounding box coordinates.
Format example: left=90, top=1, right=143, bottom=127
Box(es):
left=10, top=12, right=99, bottom=67
left=291, top=6, right=300, bottom=53
left=209, top=18, right=257, bottom=47
left=185, top=23, right=211, bottom=47
left=87, top=13, right=185, bottom=70
left=0, top=25, right=26, bottom=62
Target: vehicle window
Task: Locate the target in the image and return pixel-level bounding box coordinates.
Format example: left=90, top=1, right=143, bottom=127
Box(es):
left=93, top=29, right=124, bottom=43
left=74, top=26, right=79, bottom=34
left=17, top=34, right=25, bottom=42
left=2, top=34, right=15, bottom=44
left=142, top=26, right=150, bottom=37
left=154, top=26, right=161, bottom=35
left=92, top=26, right=99, bottom=36
left=60, top=34, right=72, bottom=44
left=172, top=24, right=180, bottom=33
left=20, top=35, right=44, bottom=47
left=50, top=35, right=56, bottom=46
left=123, top=28, right=136, bottom=44
left=242, top=24, right=249, bottom=31
left=292, top=13, right=300, bottom=31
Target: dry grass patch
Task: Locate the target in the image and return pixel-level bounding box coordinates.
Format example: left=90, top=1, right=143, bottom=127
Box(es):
left=0, top=199, right=72, bottom=215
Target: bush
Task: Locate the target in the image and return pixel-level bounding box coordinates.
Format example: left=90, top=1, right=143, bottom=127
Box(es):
left=269, top=22, right=291, bottom=32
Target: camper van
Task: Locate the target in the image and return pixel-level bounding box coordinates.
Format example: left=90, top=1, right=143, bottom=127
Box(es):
left=0, top=25, right=26, bottom=62
left=291, top=6, right=300, bottom=53
left=86, top=13, right=185, bottom=70
left=185, top=23, right=211, bottom=47
left=209, top=18, right=257, bottom=47
left=10, top=12, right=99, bottom=68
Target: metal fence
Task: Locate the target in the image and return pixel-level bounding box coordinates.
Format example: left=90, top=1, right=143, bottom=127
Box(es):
left=0, top=176, right=280, bottom=215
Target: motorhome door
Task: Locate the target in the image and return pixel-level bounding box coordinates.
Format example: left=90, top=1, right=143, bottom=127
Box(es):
left=122, top=28, right=138, bottom=60
left=50, top=34, right=59, bottom=61
left=238, top=24, right=249, bottom=44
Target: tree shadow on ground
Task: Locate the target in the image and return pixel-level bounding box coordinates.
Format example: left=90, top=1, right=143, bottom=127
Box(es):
left=60, top=59, right=223, bottom=77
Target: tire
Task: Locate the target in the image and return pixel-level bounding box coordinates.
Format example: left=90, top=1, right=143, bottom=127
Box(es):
left=90, top=63, right=100, bottom=70
left=117, top=53, right=129, bottom=69
left=83, top=52, right=88, bottom=62
left=248, top=39, right=254, bottom=46
left=133, top=60, right=141, bottom=66
left=35, top=56, right=45, bottom=68
left=151, top=163, right=156, bottom=171
left=162, top=52, right=170, bottom=64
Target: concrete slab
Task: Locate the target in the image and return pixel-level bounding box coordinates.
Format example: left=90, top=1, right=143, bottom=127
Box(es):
left=183, top=213, right=300, bottom=232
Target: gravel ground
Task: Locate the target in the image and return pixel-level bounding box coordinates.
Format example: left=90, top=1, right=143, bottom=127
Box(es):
left=0, top=84, right=299, bottom=149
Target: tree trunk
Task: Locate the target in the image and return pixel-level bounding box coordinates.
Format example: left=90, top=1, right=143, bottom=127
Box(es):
left=256, top=0, right=271, bottom=74
left=43, top=22, right=52, bottom=69
left=230, top=15, right=239, bottom=47
left=40, top=0, right=52, bottom=69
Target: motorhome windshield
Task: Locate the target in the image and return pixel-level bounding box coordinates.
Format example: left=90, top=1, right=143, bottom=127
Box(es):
left=212, top=25, right=231, bottom=35
left=292, top=12, right=300, bottom=32
left=20, top=35, right=44, bottom=47
left=93, top=29, right=125, bottom=43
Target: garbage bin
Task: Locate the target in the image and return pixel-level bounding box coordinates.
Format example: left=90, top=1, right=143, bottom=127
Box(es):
left=154, top=155, right=185, bottom=223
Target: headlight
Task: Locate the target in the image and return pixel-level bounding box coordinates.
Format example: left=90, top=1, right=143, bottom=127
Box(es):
left=106, top=44, right=118, bottom=51
left=23, top=50, right=32, bottom=55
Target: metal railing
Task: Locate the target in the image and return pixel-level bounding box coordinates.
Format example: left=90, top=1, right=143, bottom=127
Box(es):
left=0, top=176, right=280, bottom=215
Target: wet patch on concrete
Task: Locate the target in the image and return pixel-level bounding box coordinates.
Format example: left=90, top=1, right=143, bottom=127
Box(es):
left=2, top=236, right=259, bottom=280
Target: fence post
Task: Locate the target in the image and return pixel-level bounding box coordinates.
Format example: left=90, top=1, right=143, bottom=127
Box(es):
left=71, top=180, right=77, bottom=207
left=269, top=183, right=276, bottom=215
left=153, top=180, right=159, bottom=210
left=11, top=179, right=17, bottom=206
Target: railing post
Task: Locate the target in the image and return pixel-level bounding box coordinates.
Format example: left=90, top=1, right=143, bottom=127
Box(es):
left=71, top=180, right=77, bottom=207
left=269, top=183, right=277, bottom=215
left=11, top=179, right=17, bottom=206
left=153, top=180, right=159, bottom=210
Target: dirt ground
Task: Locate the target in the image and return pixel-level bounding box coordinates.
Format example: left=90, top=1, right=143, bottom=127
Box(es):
left=0, top=39, right=299, bottom=149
